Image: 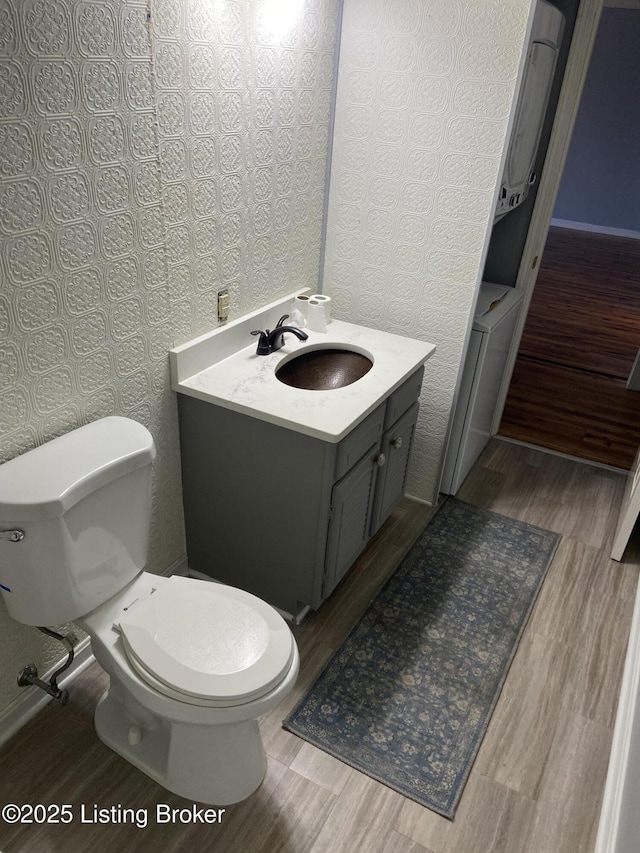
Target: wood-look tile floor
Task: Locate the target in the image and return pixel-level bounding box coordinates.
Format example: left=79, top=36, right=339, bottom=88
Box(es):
left=1, top=439, right=639, bottom=853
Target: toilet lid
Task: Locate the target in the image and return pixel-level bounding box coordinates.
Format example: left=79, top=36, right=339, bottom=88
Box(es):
left=117, top=577, right=295, bottom=707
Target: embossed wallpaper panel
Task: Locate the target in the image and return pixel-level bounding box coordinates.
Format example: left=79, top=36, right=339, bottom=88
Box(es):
left=0, top=0, right=338, bottom=717
left=151, top=0, right=339, bottom=345
left=0, top=0, right=185, bottom=715
left=323, top=0, right=534, bottom=503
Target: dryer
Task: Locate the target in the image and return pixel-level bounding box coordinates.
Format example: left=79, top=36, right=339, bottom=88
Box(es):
left=495, top=0, right=565, bottom=222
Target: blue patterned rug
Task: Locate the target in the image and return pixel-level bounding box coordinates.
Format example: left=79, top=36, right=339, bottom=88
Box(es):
left=283, top=498, right=560, bottom=818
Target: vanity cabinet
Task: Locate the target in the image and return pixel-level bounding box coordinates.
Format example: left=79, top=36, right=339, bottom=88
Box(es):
left=177, top=366, right=423, bottom=616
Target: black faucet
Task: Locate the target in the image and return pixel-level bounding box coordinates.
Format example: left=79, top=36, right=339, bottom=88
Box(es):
left=251, top=314, right=308, bottom=355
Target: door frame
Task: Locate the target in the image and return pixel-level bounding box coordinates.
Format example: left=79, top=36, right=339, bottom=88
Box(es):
left=627, top=348, right=640, bottom=390
left=491, top=0, right=605, bottom=435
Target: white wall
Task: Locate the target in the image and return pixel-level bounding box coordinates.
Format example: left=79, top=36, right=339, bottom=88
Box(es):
left=324, top=0, right=534, bottom=502
left=0, top=0, right=338, bottom=718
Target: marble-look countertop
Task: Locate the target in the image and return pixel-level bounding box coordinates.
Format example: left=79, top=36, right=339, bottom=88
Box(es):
left=170, top=291, right=436, bottom=442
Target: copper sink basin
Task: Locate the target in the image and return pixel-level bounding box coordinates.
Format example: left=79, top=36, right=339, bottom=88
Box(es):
left=276, top=348, right=373, bottom=390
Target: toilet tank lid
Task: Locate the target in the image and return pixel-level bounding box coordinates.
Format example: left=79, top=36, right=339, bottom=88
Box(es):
left=0, top=417, right=156, bottom=522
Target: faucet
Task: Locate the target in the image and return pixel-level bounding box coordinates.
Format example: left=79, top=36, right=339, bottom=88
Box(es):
left=251, top=314, right=308, bottom=355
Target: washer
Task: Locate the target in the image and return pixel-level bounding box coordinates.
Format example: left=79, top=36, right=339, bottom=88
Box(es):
left=441, top=283, right=524, bottom=495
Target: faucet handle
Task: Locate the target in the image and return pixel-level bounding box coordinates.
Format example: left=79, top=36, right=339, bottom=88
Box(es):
left=250, top=329, right=270, bottom=355
left=275, top=314, right=289, bottom=328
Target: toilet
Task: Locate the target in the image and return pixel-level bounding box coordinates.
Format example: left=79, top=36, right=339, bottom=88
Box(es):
left=0, top=416, right=299, bottom=805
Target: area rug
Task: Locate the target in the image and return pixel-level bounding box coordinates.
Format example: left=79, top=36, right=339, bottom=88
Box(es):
left=283, top=498, right=560, bottom=818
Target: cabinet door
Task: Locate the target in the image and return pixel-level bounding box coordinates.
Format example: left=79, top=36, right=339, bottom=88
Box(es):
left=323, top=446, right=379, bottom=599
left=370, top=402, right=420, bottom=535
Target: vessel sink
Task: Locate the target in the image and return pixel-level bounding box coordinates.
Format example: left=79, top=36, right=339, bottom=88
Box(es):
left=276, top=348, right=373, bottom=391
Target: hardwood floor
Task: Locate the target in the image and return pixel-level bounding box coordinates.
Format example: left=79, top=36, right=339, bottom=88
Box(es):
left=500, top=227, right=640, bottom=469
left=500, top=360, right=640, bottom=469
left=1, top=440, right=639, bottom=853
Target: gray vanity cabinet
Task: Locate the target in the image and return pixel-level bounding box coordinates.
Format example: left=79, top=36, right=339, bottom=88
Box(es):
left=177, top=365, right=423, bottom=615
left=323, top=420, right=383, bottom=597
left=370, top=402, right=420, bottom=536
left=322, top=399, right=420, bottom=599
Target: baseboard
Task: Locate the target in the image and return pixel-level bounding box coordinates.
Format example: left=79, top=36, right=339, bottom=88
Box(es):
left=161, top=554, right=189, bottom=577
left=594, top=565, right=640, bottom=852
left=404, top=493, right=434, bottom=508
left=551, top=219, right=640, bottom=240
left=0, top=638, right=95, bottom=748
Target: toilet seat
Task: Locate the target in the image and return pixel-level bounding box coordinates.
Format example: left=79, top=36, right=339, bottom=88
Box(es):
left=117, top=577, right=295, bottom=708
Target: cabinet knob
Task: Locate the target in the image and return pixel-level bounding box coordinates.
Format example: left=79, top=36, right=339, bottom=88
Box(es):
left=390, top=437, right=403, bottom=449
left=375, top=453, right=386, bottom=467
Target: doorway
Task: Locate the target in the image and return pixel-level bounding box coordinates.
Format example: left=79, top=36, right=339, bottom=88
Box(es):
left=499, top=226, right=640, bottom=468
left=496, top=2, right=640, bottom=469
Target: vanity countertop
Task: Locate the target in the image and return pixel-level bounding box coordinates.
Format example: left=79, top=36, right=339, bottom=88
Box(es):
left=169, top=291, right=436, bottom=442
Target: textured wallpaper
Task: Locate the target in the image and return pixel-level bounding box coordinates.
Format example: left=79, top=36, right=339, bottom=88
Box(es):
left=323, top=0, right=533, bottom=503
left=0, top=0, right=337, bottom=717
left=150, top=0, right=338, bottom=344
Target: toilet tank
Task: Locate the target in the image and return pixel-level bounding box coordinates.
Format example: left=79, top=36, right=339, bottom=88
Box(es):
left=0, top=417, right=156, bottom=626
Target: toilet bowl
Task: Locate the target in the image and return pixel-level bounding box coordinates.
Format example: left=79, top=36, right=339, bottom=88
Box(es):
left=0, top=417, right=299, bottom=805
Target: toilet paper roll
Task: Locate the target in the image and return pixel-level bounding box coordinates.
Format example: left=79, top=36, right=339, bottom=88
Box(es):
left=290, top=294, right=310, bottom=327
left=306, top=299, right=328, bottom=333
left=309, top=294, right=331, bottom=324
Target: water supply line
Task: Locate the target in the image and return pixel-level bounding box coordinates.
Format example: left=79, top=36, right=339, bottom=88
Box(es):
left=17, top=627, right=79, bottom=706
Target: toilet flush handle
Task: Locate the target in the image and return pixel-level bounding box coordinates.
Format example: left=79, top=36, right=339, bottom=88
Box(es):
left=0, top=529, right=24, bottom=543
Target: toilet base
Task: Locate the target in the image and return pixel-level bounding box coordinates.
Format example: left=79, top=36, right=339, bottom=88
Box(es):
left=94, top=681, right=267, bottom=805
